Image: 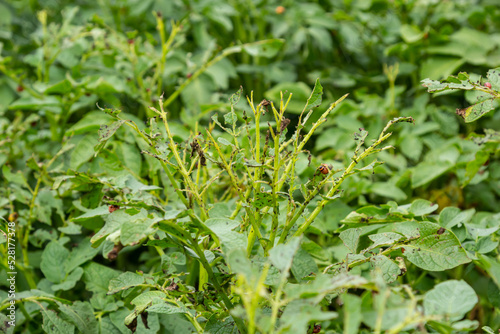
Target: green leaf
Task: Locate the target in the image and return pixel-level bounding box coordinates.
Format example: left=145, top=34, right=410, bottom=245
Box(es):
left=284, top=273, right=368, bottom=301
left=343, top=293, right=362, bottom=334
left=242, top=39, right=284, bottom=58
left=94, top=120, right=126, bottom=156
left=486, top=68, right=500, bottom=91
left=9, top=95, right=61, bottom=110
left=227, top=248, right=256, bottom=283
left=65, top=111, right=114, bottom=136
left=72, top=206, right=109, bottom=222
left=483, top=326, right=496, bottom=334
left=452, top=320, right=479, bottom=331
left=278, top=300, right=337, bottom=334
left=229, top=86, right=243, bottom=106
left=223, top=111, right=237, bottom=128
left=70, top=133, right=97, bottom=169
left=146, top=303, right=187, bottom=314
left=420, top=57, right=465, bottom=81
left=90, top=210, right=129, bottom=246
left=2, top=165, right=29, bottom=188
left=370, top=255, right=401, bottom=283
left=463, top=150, right=490, bottom=187
left=424, top=280, right=478, bottom=321
left=458, top=98, right=495, bottom=123
left=303, top=78, right=323, bottom=111
left=56, top=301, right=98, bottom=334
left=366, top=232, right=404, bottom=250
left=108, top=272, right=146, bottom=294
left=411, top=161, right=452, bottom=188
left=478, top=255, right=500, bottom=289
left=44, top=79, right=73, bottom=94
left=400, top=24, right=424, bottom=43
left=120, top=217, right=156, bottom=246
left=65, top=240, right=100, bottom=273
left=159, top=314, right=197, bottom=333
left=58, top=222, right=82, bottom=235
left=205, top=218, right=247, bottom=252
left=51, top=267, right=83, bottom=291
left=370, top=183, right=407, bottom=201
left=130, top=291, right=166, bottom=313
left=114, top=174, right=161, bottom=192
left=217, top=137, right=234, bottom=147
left=438, top=207, right=475, bottom=229
left=115, top=142, right=142, bottom=176
left=339, top=228, right=361, bottom=253
left=291, top=247, right=318, bottom=282
left=395, top=221, right=471, bottom=271
left=361, top=290, right=408, bottom=330
left=41, top=309, right=75, bottom=334
left=400, top=135, right=423, bottom=161
left=465, top=224, right=499, bottom=239
left=204, top=315, right=238, bottom=334
left=41, top=241, right=70, bottom=283
left=83, top=262, right=120, bottom=294
left=477, top=236, right=499, bottom=254
left=269, top=237, right=301, bottom=272
left=99, top=316, right=121, bottom=334
left=409, top=199, right=438, bottom=216
left=421, top=76, right=474, bottom=93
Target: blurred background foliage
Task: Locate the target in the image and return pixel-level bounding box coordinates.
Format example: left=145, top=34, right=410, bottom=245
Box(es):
left=2, top=0, right=500, bottom=216
left=1, top=0, right=500, bottom=332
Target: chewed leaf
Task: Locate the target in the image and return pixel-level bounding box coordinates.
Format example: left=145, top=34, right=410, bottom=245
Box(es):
left=96, top=102, right=121, bottom=116
left=223, top=111, right=237, bottom=128
left=229, top=86, right=243, bottom=107
left=471, top=129, right=500, bottom=145
left=395, top=222, right=470, bottom=271
left=303, top=78, right=323, bottom=111
left=252, top=192, right=274, bottom=209
left=423, top=71, right=499, bottom=123
left=97, top=120, right=125, bottom=142
left=94, top=120, right=126, bottom=156
left=355, top=160, right=383, bottom=172
left=487, top=68, right=500, bottom=91
left=421, top=75, right=474, bottom=93
left=456, top=98, right=495, bottom=123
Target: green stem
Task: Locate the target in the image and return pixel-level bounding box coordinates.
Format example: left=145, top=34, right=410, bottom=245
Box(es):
left=276, top=94, right=349, bottom=192
left=151, top=99, right=208, bottom=219
left=266, top=102, right=283, bottom=253
left=20, top=176, right=42, bottom=289
left=153, top=17, right=181, bottom=97
left=291, top=117, right=413, bottom=240
left=122, top=118, right=193, bottom=213
left=206, top=131, right=266, bottom=251
left=185, top=234, right=247, bottom=334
